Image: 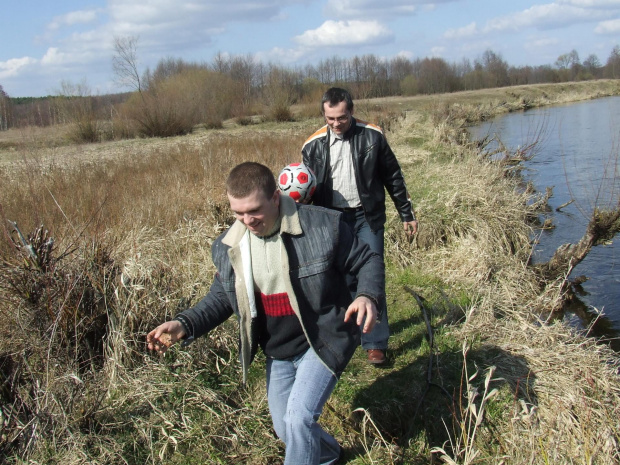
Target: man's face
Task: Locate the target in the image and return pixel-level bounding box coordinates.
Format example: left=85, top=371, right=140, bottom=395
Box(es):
left=228, top=189, right=280, bottom=237
left=323, top=101, right=352, bottom=135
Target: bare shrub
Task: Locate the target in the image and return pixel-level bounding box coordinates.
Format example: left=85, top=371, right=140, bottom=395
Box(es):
left=1, top=223, right=117, bottom=368
left=115, top=68, right=242, bottom=138
left=53, top=80, right=104, bottom=143
left=262, top=66, right=298, bottom=123
left=119, top=84, right=197, bottom=138
left=203, top=118, right=224, bottom=130
left=269, top=104, right=294, bottom=122
left=0, top=222, right=119, bottom=458
left=235, top=116, right=254, bottom=126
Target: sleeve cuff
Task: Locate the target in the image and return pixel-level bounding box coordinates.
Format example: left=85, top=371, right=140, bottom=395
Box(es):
left=174, top=314, right=195, bottom=347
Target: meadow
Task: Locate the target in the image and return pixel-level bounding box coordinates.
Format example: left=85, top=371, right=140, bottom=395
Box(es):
left=1, top=80, right=620, bottom=464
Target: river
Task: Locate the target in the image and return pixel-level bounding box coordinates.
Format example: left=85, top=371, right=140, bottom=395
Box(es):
left=469, top=96, right=620, bottom=350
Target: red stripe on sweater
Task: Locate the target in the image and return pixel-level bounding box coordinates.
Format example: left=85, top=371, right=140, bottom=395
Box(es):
left=259, top=292, right=295, bottom=317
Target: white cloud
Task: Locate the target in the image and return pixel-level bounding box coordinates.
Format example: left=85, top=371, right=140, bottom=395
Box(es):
left=105, top=0, right=309, bottom=53
left=41, top=47, right=72, bottom=66
left=324, top=0, right=457, bottom=19
left=595, top=18, right=620, bottom=32
left=445, top=2, right=616, bottom=42
left=108, top=0, right=299, bottom=31
left=444, top=22, right=479, bottom=39
left=47, top=9, right=101, bottom=31
left=294, top=20, right=393, bottom=47
left=559, top=0, right=620, bottom=7
left=0, top=57, right=38, bottom=79
left=255, top=47, right=309, bottom=64
left=482, top=4, right=602, bottom=32
left=396, top=50, right=414, bottom=60
left=525, top=37, right=560, bottom=49
left=325, top=0, right=415, bottom=18
left=430, top=46, right=445, bottom=57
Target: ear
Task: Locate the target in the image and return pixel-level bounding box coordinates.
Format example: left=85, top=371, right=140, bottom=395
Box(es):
left=272, top=189, right=281, bottom=206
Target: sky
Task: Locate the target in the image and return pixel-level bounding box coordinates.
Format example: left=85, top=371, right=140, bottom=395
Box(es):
left=1, top=0, right=620, bottom=98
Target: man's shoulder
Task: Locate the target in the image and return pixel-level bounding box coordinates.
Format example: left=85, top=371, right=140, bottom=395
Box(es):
left=354, top=119, right=384, bottom=136
left=302, top=125, right=328, bottom=149
left=211, top=223, right=239, bottom=257
left=297, top=203, right=341, bottom=224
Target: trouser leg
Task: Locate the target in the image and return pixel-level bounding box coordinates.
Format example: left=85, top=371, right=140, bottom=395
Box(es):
left=266, top=348, right=341, bottom=465
left=349, top=211, right=389, bottom=350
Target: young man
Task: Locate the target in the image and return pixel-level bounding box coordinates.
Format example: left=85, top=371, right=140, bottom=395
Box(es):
left=147, top=162, right=383, bottom=465
left=302, top=87, right=418, bottom=365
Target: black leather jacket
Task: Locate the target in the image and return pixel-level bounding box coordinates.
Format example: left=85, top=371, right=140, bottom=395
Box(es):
left=302, top=117, right=414, bottom=232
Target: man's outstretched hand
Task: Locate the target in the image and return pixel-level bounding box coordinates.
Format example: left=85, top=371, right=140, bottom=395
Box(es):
left=146, top=320, right=186, bottom=354
left=344, top=296, right=378, bottom=333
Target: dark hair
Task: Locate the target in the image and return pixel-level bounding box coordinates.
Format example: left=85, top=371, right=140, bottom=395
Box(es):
left=321, top=87, right=354, bottom=114
left=226, top=162, right=277, bottom=199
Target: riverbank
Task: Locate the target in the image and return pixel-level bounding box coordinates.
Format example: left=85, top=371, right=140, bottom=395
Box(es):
left=368, top=79, right=620, bottom=464
left=1, top=80, right=619, bottom=464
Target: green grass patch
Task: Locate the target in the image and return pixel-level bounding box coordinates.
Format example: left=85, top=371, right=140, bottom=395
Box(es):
left=404, top=136, right=426, bottom=148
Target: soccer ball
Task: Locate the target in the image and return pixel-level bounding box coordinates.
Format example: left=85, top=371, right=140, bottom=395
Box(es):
left=277, top=163, right=317, bottom=202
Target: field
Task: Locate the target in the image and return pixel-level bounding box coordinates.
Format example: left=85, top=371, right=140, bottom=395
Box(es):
left=1, top=80, right=620, bottom=464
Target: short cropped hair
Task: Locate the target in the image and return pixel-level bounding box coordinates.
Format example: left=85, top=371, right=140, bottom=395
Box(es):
left=321, top=87, right=354, bottom=114
left=226, top=162, right=277, bottom=199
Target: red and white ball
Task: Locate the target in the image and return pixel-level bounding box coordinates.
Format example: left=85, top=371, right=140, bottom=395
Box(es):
left=278, top=163, right=317, bottom=202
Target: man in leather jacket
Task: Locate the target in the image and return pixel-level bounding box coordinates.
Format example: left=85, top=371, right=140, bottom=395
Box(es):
left=302, top=87, right=418, bottom=365
left=147, top=162, right=383, bottom=465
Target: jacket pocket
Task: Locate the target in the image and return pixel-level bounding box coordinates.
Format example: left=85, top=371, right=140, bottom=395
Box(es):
left=217, top=272, right=237, bottom=294
left=359, top=142, right=378, bottom=156
left=290, top=257, right=330, bottom=279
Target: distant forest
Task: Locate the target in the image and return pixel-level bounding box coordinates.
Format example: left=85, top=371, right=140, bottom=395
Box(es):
left=1, top=44, right=619, bottom=136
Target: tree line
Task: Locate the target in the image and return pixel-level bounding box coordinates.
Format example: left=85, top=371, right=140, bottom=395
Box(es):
left=1, top=43, right=619, bottom=138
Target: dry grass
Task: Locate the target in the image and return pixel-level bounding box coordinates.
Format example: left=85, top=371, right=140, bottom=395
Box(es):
left=1, top=82, right=620, bottom=464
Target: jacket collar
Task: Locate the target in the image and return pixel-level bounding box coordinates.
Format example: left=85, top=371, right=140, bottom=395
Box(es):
left=221, top=194, right=302, bottom=247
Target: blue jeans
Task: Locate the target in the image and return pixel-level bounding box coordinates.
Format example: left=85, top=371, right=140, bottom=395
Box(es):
left=339, top=208, right=389, bottom=350
left=266, top=348, right=341, bottom=465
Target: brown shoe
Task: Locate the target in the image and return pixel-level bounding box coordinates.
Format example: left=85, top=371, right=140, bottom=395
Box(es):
left=367, top=349, right=386, bottom=365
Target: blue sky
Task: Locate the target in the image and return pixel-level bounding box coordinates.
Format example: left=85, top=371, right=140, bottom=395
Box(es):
left=1, top=0, right=619, bottom=97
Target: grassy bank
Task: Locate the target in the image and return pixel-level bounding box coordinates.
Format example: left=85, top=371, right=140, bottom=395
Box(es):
left=1, top=80, right=619, bottom=464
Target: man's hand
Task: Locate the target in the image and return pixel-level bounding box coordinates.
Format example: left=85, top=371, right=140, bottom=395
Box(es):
left=344, top=296, right=378, bottom=333
left=403, top=219, right=418, bottom=236
left=147, top=320, right=186, bottom=355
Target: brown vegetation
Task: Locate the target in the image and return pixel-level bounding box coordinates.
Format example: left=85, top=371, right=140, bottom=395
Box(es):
left=0, top=82, right=619, bottom=464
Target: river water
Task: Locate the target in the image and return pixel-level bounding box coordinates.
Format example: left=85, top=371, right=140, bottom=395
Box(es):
left=469, top=96, right=620, bottom=349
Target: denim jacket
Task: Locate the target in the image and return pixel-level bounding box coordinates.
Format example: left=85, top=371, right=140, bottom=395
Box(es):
left=175, top=195, right=384, bottom=383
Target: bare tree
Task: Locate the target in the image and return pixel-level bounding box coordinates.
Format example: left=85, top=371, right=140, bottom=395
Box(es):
left=0, top=84, right=11, bottom=131
left=54, top=79, right=101, bottom=142
left=415, top=57, right=458, bottom=94
left=555, top=49, right=582, bottom=80
left=112, top=36, right=142, bottom=93
left=482, top=49, right=509, bottom=87
left=583, top=54, right=601, bottom=74
left=605, top=45, right=620, bottom=79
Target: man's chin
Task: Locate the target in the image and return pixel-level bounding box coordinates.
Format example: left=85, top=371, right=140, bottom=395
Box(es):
left=248, top=227, right=264, bottom=236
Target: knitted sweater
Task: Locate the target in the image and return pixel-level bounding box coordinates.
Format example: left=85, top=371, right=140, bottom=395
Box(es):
left=249, top=218, right=309, bottom=359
